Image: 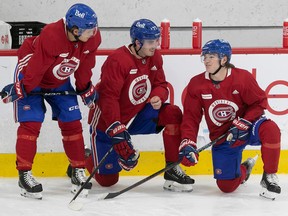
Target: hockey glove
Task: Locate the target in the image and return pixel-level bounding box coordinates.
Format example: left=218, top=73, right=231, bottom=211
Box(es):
left=1, top=81, right=27, bottom=103
left=179, top=139, right=199, bottom=167
left=227, top=117, right=252, bottom=147
left=77, top=82, right=98, bottom=109
left=106, top=121, right=139, bottom=171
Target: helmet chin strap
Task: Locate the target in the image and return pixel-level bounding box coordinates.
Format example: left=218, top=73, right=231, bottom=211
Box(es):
left=211, top=59, right=224, bottom=76
left=72, top=32, right=80, bottom=41
left=211, top=65, right=222, bottom=76
left=133, top=43, right=145, bottom=58
left=67, top=27, right=80, bottom=42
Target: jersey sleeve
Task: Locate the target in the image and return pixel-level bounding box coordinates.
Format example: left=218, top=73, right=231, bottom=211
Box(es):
left=97, top=57, right=124, bottom=127
left=149, top=53, right=169, bottom=102
left=74, top=30, right=102, bottom=91
left=240, top=71, right=267, bottom=121
left=20, top=33, right=57, bottom=93
left=181, top=79, right=203, bottom=143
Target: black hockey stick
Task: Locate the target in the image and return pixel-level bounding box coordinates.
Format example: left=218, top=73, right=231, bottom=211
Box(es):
left=100, top=132, right=227, bottom=200
left=0, top=90, right=78, bottom=98
left=68, top=145, right=114, bottom=211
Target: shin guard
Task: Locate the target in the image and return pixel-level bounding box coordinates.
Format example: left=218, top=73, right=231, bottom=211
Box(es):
left=158, top=105, right=182, bottom=162
left=16, top=122, right=41, bottom=170
left=259, top=120, right=281, bottom=173
left=58, top=120, right=86, bottom=168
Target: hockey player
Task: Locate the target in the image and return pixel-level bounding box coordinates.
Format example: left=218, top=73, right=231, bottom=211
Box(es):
left=179, top=39, right=281, bottom=200
left=85, top=18, right=194, bottom=192
left=1, top=3, right=101, bottom=199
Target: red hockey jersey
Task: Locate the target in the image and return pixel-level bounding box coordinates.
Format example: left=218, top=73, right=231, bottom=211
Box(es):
left=16, top=18, right=101, bottom=93
left=181, top=67, right=267, bottom=144
left=94, top=45, right=169, bottom=131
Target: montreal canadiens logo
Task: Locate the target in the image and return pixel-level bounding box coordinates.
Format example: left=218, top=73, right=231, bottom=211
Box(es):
left=53, top=58, right=79, bottom=80
left=215, top=168, right=222, bottom=175
left=208, top=99, right=239, bottom=126
left=129, top=75, right=151, bottom=105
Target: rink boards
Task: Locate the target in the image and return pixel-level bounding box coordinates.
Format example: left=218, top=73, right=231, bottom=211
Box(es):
left=0, top=48, right=288, bottom=176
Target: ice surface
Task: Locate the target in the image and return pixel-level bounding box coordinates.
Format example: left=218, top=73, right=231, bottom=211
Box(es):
left=1, top=175, right=287, bottom=216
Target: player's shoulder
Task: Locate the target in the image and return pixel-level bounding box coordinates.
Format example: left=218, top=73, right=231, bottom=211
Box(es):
left=189, top=71, right=206, bottom=84
left=106, top=45, right=132, bottom=61
left=186, top=72, right=206, bottom=91
left=85, top=29, right=102, bottom=51
left=231, top=67, right=253, bottom=77
left=40, top=19, right=64, bottom=39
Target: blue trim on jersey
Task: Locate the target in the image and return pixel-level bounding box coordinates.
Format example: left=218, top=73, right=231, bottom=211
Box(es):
left=212, top=116, right=267, bottom=179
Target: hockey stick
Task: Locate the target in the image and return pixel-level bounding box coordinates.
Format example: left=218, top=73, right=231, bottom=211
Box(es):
left=0, top=90, right=78, bottom=98
left=100, top=132, right=227, bottom=200
left=68, top=145, right=114, bottom=211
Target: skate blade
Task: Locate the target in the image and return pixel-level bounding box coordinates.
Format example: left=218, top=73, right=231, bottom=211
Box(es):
left=259, top=188, right=277, bottom=201
left=20, top=188, right=42, bottom=200
left=163, top=180, right=193, bottom=192
left=71, top=185, right=89, bottom=197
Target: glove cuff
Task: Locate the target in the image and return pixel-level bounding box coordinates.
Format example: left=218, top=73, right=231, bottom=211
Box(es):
left=179, top=139, right=197, bottom=150
left=16, top=80, right=27, bottom=98
left=106, top=121, right=126, bottom=137
left=76, top=81, right=94, bottom=95
left=232, top=117, right=252, bottom=130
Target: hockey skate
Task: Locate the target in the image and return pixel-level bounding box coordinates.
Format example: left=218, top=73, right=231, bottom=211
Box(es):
left=163, top=162, right=194, bottom=192
left=66, top=147, right=91, bottom=178
left=18, top=170, right=43, bottom=200
left=71, top=168, right=92, bottom=197
left=241, top=155, right=259, bottom=184
left=259, top=172, right=281, bottom=200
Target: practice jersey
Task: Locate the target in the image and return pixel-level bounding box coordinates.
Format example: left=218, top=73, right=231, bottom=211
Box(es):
left=16, top=18, right=101, bottom=93
left=181, top=67, right=267, bottom=143
left=93, top=45, right=169, bottom=131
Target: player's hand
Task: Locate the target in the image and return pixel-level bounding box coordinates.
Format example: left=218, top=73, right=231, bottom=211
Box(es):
left=179, top=139, right=199, bottom=167
left=77, top=82, right=98, bottom=109
left=150, top=96, right=162, bottom=110
left=106, top=121, right=139, bottom=171
left=227, top=117, right=252, bottom=147
left=1, top=81, right=27, bottom=103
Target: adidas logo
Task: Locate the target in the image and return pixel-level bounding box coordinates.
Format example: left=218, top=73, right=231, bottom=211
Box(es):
left=151, top=66, right=157, bottom=71
left=232, top=90, right=239, bottom=94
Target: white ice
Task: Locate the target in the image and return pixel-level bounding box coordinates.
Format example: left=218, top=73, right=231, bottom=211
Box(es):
left=1, top=175, right=287, bottom=216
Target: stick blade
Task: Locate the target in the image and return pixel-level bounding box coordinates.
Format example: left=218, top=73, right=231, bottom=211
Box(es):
left=98, top=192, right=119, bottom=200
left=68, top=200, right=84, bottom=211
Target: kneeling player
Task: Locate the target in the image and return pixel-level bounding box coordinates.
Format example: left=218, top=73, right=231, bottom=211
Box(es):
left=69, top=18, right=194, bottom=192
left=179, top=39, right=281, bottom=200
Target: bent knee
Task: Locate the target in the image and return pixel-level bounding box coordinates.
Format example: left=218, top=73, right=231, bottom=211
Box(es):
left=216, top=179, right=240, bottom=193
left=259, top=120, right=281, bottom=143
left=158, top=104, right=182, bottom=125
left=95, top=173, right=119, bottom=187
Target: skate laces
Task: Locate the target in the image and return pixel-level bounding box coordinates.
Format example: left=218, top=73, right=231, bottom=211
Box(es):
left=73, top=168, right=87, bottom=184
left=173, top=165, right=187, bottom=178
left=266, top=173, right=279, bottom=185
left=23, top=171, right=40, bottom=187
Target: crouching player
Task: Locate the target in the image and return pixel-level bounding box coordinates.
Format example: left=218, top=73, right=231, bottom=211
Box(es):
left=179, top=39, right=281, bottom=199
left=83, top=18, right=194, bottom=192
